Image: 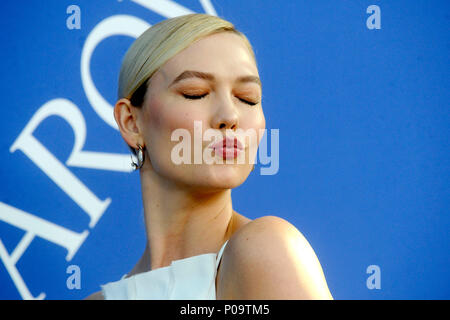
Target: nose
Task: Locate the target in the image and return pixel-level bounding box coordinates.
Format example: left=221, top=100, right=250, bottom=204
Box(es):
left=210, top=92, right=239, bottom=131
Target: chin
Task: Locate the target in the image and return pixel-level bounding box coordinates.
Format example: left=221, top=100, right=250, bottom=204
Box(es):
left=186, top=165, right=250, bottom=192
left=208, top=165, right=250, bottom=188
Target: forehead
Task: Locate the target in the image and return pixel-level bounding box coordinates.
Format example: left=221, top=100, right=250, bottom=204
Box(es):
left=157, top=32, right=259, bottom=84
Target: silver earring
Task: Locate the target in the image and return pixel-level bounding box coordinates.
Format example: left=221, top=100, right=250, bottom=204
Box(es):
left=132, top=144, right=145, bottom=170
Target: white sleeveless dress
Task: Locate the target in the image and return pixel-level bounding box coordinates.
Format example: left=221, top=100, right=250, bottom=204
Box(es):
left=100, top=240, right=229, bottom=300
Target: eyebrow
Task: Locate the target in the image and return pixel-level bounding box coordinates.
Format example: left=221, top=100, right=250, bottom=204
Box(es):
left=170, top=70, right=261, bottom=87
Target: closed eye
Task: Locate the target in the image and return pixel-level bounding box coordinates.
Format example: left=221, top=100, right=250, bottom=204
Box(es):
left=183, top=93, right=208, bottom=100
left=238, top=98, right=258, bottom=106
left=183, top=93, right=258, bottom=105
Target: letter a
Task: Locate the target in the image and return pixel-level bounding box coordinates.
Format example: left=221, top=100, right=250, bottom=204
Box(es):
left=66, top=265, right=81, bottom=289
left=366, top=5, right=381, bottom=30
left=366, top=265, right=381, bottom=289
left=66, top=5, right=81, bottom=30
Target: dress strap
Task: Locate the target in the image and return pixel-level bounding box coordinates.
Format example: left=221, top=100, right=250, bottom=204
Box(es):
left=215, top=240, right=229, bottom=269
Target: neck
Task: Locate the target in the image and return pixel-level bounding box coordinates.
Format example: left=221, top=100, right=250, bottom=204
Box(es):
left=134, top=166, right=235, bottom=273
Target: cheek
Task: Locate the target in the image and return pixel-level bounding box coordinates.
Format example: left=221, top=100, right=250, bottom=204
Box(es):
left=257, top=111, right=266, bottom=132
left=159, top=110, right=205, bottom=141
left=240, top=109, right=266, bottom=150
left=145, top=96, right=206, bottom=141
left=242, top=109, right=266, bottom=132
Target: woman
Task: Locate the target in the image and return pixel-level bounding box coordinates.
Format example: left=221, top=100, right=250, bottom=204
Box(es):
left=86, top=13, right=333, bottom=300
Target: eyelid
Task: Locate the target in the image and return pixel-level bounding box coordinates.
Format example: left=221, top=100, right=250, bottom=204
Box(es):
left=177, top=83, right=209, bottom=95
left=238, top=97, right=259, bottom=106
left=172, top=79, right=210, bottom=91
left=183, top=93, right=208, bottom=100
left=235, top=92, right=260, bottom=105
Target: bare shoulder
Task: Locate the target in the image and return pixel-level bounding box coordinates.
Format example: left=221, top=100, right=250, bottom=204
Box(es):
left=226, top=215, right=309, bottom=256
left=217, top=215, right=333, bottom=300
left=84, top=290, right=104, bottom=300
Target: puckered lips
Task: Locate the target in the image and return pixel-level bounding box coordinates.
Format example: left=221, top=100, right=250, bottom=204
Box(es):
left=209, top=136, right=244, bottom=160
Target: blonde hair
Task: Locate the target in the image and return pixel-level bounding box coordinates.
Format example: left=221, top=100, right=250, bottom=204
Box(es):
left=118, top=13, right=256, bottom=104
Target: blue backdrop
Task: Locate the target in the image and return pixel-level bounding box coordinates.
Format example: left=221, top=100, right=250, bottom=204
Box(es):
left=0, top=0, right=448, bottom=300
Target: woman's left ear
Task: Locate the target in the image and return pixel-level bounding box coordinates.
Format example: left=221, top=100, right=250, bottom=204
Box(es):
left=114, top=98, right=143, bottom=149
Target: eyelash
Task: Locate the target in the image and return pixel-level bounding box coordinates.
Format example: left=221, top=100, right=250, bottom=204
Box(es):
left=183, top=93, right=207, bottom=100
left=182, top=93, right=258, bottom=106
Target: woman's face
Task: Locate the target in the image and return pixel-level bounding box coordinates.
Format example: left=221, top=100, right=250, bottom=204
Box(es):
left=136, top=31, right=265, bottom=191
